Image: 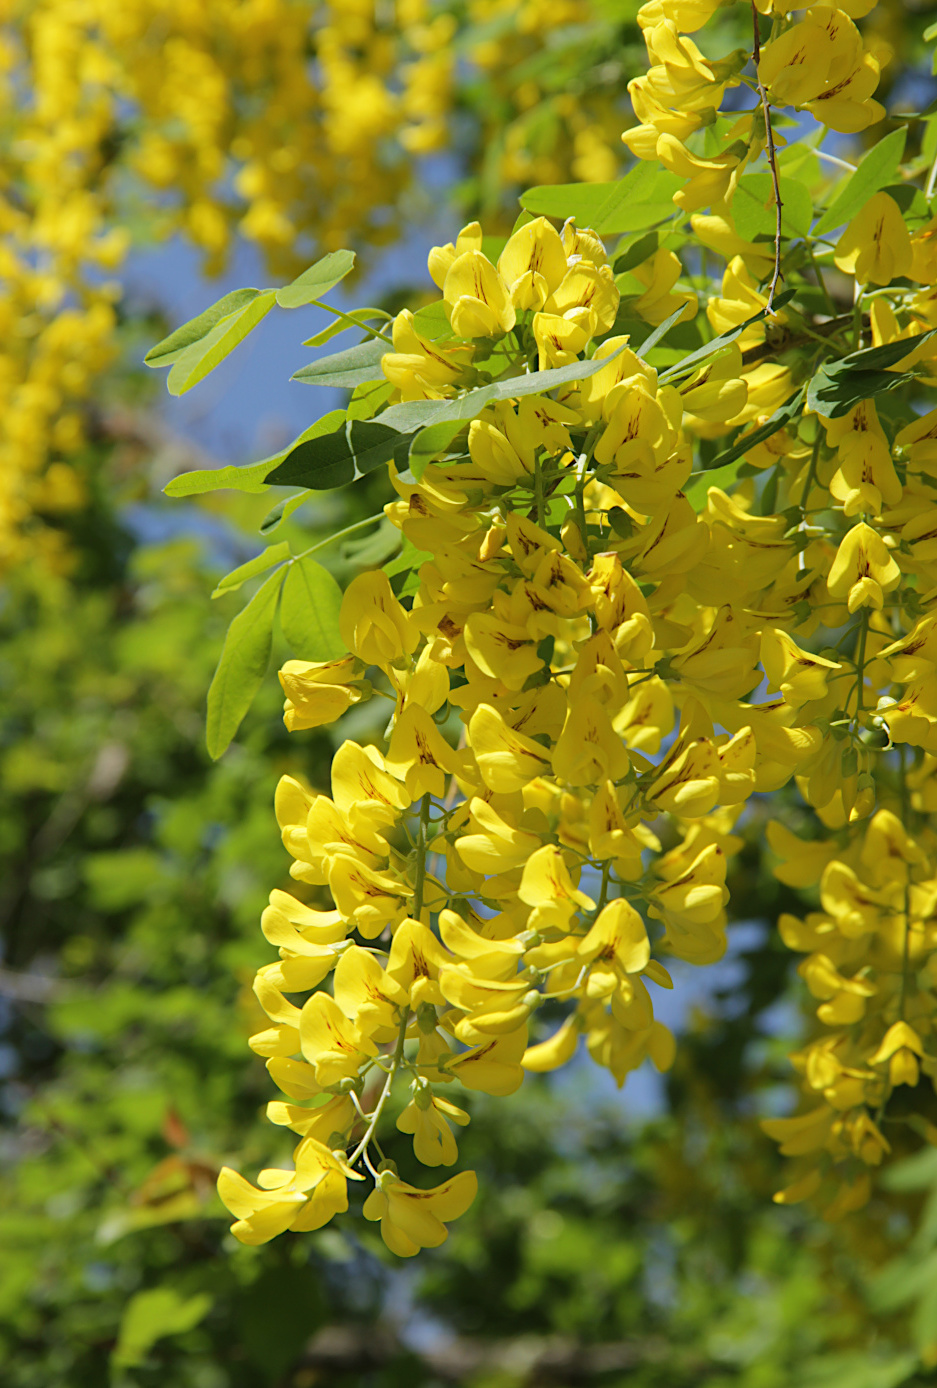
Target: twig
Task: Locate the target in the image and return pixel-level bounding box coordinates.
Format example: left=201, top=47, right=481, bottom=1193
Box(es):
left=750, top=1, right=784, bottom=312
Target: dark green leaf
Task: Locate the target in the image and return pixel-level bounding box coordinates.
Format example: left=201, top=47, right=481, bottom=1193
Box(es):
left=205, top=565, right=286, bottom=759
left=613, top=230, right=661, bottom=275
left=812, top=128, right=907, bottom=237
left=807, top=366, right=915, bottom=417
left=292, top=338, right=387, bottom=389
left=278, top=556, right=344, bottom=660
left=210, top=541, right=291, bottom=599
left=166, top=290, right=277, bottom=395
left=275, top=249, right=356, bottom=309
left=144, top=288, right=262, bottom=369
left=266, top=419, right=406, bottom=490
left=806, top=330, right=937, bottom=416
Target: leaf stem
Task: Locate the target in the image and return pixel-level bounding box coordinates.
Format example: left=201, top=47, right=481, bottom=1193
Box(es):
left=750, top=1, right=784, bottom=313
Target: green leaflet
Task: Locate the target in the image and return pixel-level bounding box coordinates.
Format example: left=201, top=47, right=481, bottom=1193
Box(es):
left=303, top=307, right=390, bottom=347
left=275, top=249, right=356, bottom=309
left=163, top=411, right=346, bottom=497
left=292, top=338, right=388, bottom=389
left=146, top=251, right=355, bottom=392
left=635, top=304, right=688, bottom=358
left=377, top=342, right=629, bottom=436
left=683, top=385, right=807, bottom=507
left=205, top=565, right=286, bottom=760
left=659, top=290, right=796, bottom=383
left=520, top=163, right=682, bottom=233
left=408, top=420, right=467, bottom=480
left=266, top=418, right=406, bottom=490
left=166, top=290, right=277, bottom=396
left=733, top=172, right=813, bottom=241
left=278, top=556, right=344, bottom=661
left=144, top=288, right=264, bottom=369
left=259, top=490, right=312, bottom=535
left=812, top=128, right=907, bottom=237
left=806, top=330, right=937, bottom=417
left=210, top=541, right=291, bottom=599
left=113, top=1288, right=213, bottom=1370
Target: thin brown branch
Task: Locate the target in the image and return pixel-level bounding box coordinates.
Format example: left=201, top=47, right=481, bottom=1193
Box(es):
left=751, top=0, right=784, bottom=312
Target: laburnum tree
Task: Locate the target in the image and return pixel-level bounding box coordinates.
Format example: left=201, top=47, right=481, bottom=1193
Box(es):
left=147, top=0, right=937, bottom=1265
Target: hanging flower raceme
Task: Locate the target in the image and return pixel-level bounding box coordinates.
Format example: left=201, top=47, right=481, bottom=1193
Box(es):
left=145, top=0, right=937, bottom=1252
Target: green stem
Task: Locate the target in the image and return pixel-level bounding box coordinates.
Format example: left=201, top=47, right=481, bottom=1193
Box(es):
left=310, top=299, right=392, bottom=341
left=853, top=611, right=869, bottom=718
left=799, top=433, right=822, bottom=515
left=534, top=455, right=545, bottom=528
left=347, top=793, right=431, bottom=1173
left=412, top=793, right=432, bottom=920
left=294, top=513, right=383, bottom=563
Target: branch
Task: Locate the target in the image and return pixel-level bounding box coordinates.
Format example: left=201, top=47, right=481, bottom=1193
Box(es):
left=750, top=1, right=784, bottom=312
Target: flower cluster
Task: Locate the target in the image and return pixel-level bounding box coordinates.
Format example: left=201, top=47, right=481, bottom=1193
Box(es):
left=139, top=0, right=936, bottom=1247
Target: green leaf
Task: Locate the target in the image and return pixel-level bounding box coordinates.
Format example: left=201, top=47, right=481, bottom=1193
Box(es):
left=409, top=420, right=466, bottom=480
left=337, top=516, right=402, bottom=568
left=347, top=378, right=394, bottom=420
left=266, top=419, right=405, bottom=490
left=659, top=291, right=797, bottom=383
left=112, top=1288, right=212, bottom=1369
left=259, top=490, right=312, bottom=535
left=275, top=249, right=356, bottom=309
left=377, top=342, right=629, bottom=436
left=165, top=459, right=278, bottom=498
left=279, top=556, right=344, bottom=660
left=733, top=172, right=813, bottom=241
left=292, top=338, right=388, bottom=389
left=166, top=290, right=276, bottom=396
left=812, top=128, right=907, bottom=237
left=303, top=307, right=389, bottom=347
left=144, top=288, right=262, bottom=369
left=383, top=535, right=430, bottom=582
left=210, top=542, right=290, bottom=599
left=635, top=304, right=688, bottom=358
left=613, top=230, right=661, bottom=275
left=684, top=384, right=806, bottom=506
left=806, top=330, right=937, bottom=416
left=163, top=411, right=346, bottom=497
left=411, top=300, right=453, bottom=339
left=206, top=565, right=286, bottom=759
left=520, top=163, right=682, bottom=233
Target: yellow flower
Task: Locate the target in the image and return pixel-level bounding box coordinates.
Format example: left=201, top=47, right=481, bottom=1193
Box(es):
left=760, top=628, right=842, bottom=708
left=443, top=250, right=515, bottom=338
left=339, top=570, right=418, bottom=670
left=299, top=991, right=379, bottom=1086
left=834, top=193, right=912, bottom=287
left=396, top=1091, right=470, bottom=1166
left=218, top=1139, right=361, bottom=1246
left=363, top=1168, right=477, bottom=1256
left=826, top=522, right=900, bottom=612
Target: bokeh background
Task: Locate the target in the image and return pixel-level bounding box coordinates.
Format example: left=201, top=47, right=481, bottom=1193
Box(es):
left=3, top=1, right=937, bottom=1383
